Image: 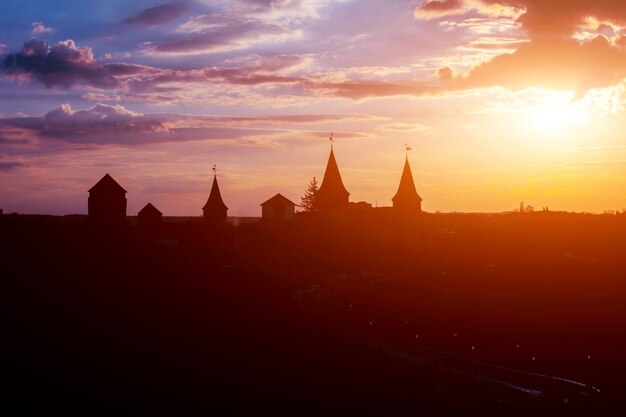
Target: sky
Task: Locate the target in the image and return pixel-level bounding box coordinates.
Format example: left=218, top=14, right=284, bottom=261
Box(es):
left=0, top=0, right=625, bottom=216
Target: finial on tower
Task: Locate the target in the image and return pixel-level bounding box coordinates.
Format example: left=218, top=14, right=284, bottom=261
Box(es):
left=329, top=132, right=334, bottom=150
left=405, top=143, right=413, bottom=159
left=212, top=164, right=217, bottom=178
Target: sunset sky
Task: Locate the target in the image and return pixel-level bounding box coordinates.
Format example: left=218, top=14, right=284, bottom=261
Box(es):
left=1, top=0, right=625, bottom=216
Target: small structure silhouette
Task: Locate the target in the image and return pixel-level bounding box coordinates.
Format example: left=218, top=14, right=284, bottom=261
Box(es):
left=203, top=167, right=228, bottom=223
left=138, top=203, right=162, bottom=227
left=392, top=155, right=422, bottom=213
left=88, top=174, right=127, bottom=225
left=317, top=135, right=350, bottom=212
left=261, top=193, right=296, bottom=222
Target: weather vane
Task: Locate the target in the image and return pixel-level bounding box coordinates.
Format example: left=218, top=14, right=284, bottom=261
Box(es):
left=329, top=132, right=334, bottom=150
left=212, top=164, right=216, bottom=178
left=405, top=143, right=413, bottom=158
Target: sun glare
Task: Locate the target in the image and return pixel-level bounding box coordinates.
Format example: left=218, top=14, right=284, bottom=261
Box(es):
left=530, top=99, right=588, bottom=134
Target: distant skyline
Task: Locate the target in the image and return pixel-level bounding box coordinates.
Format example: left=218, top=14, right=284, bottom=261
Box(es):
left=1, top=0, right=625, bottom=215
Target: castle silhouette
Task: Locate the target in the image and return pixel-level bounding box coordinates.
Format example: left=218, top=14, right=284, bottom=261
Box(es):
left=87, top=138, right=422, bottom=225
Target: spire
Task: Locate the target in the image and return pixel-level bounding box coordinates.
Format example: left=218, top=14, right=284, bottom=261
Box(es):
left=203, top=168, right=228, bottom=222
left=317, top=137, right=349, bottom=211
left=392, top=156, right=422, bottom=212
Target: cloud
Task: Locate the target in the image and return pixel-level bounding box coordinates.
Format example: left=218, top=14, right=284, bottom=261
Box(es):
left=0, top=103, right=168, bottom=145
left=302, top=80, right=440, bottom=100
left=123, top=1, right=189, bottom=25
left=1, top=39, right=119, bottom=89
left=10, top=0, right=626, bottom=107
left=0, top=36, right=442, bottom=103
left=42, top=103, right=168, bottom=135
left=31, top=21, right=54, bottom=35
left=0, top=103, right=376, bottom=146
left=414, top=0, right=464, bottom=19
left=142, top=12, right=298, bottom=55
left=490, top=1, right=626, bottom=40
left=414, top=0, right=522, bottom=20
left=451, top=36, right=626, bottom=97
left=420, top=1, right=626, bottom=97
left=378, top=123, right=431, bottom=132
left=0, top=161, right=24, bottom=171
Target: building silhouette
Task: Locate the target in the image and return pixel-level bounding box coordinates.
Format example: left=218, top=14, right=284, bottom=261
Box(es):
left=261, top=193, right=296, bottom=222
left=317, top=144, right=349, bottom=212
left=392, top=156, right=422, bottom=213
left=203, top=173, right=228, bottom=223
left=88, top=174, right=127, bottom=225
left=138, top=203, right=162, bottom=227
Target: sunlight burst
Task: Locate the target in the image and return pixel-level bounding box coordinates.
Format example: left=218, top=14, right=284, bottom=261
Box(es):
left=531, top=99, right=588, bottom=134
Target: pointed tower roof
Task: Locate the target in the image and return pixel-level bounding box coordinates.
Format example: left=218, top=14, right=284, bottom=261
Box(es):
left=203, top=175, right=228, bottom=211
left=392, top=157, right=422, bottom=204
left=88, top=173, right=127, bottom=194
left=317, top=146, right=350, bottom=210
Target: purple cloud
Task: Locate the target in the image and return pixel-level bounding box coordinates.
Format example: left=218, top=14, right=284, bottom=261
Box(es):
left=0, top=161, right=24, bottom=170
left=31, top=21, right=55, bottom=35
left=123, top=1, right=189, bottom=25
left=0, top=37, right=448, bottom=103
left=1, top=39, right=119, bottom=89
left=0, top=103, right=374, bottom=146
left=142, top=12, right=294, bottom=55
left=42, top=103, right=168, bottom=135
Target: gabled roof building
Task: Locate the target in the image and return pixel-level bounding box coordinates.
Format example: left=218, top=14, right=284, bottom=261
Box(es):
left=88, top=173, right=127, bottom=225
left=261, top=193, right=296, bottom=222
left=138, top=202, right=162, bottom=227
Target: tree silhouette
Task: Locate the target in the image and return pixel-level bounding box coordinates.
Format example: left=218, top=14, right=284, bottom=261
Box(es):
left=300, top=177, right=319, bottom=213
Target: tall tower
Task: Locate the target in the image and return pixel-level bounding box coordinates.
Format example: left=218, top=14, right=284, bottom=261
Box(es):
left=203, top=166, right=228, bottom=223
left=317, top=134, right=349, bottom=211
left=392, top=150, right=422, bottom=213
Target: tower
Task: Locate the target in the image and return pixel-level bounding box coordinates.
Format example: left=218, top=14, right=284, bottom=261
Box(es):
left=317, top=134, right=350, bottom=211
left=203, top=166, right=228, bottom=223
left=392, top=151, right=422, bottom=213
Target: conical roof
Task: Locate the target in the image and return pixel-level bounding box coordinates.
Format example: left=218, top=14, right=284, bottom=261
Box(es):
left=392, top=157, right=422, bottom=204
left=88, top=173, right=127, bottom=193
left=203, top=175, right=228, bottom=211
left=317, top=148, right=349, bottom=208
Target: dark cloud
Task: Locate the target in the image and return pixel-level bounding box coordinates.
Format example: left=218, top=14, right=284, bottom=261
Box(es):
left=123, top=1, right=189, bottom=25
left=1, top=39, right=119, bottom=89
left=0, top=161, right=24, bottom=170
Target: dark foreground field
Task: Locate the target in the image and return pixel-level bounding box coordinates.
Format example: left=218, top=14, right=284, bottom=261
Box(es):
left=1, top=212, right=625, bottom=416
